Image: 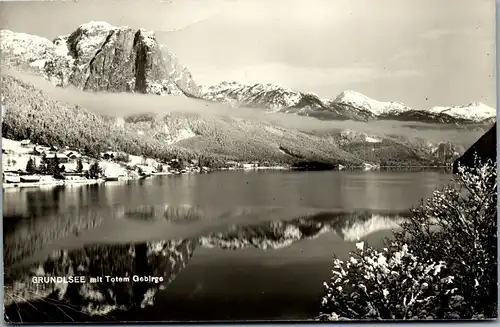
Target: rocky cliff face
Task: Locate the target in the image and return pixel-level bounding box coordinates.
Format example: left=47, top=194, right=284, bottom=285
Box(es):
left=0, top=22, right=200, bottom=97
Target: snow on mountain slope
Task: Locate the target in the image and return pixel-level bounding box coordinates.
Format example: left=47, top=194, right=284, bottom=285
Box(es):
left=0, top=30, right=57, bottom=60
left=429, top=102, right=496, bottom=122
left=199, top=212, right=405, bottom=250
left=331, top=90, right=413, bottom=116
left=340, top=214, right=404, bottom=241
left=200, top=81, right=375, bottom=121
left=65, top=21, right=115, bottom=63
left=200, top=83, right=409, bottom=116
left=201, top=81, right=496, bottom=123
left=0, top=21, right=199, bottom=96
left=200, top=81, right=302, bottom=111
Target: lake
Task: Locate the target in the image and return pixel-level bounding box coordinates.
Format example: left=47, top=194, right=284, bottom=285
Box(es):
left=3, top=170, right=453, bottom=322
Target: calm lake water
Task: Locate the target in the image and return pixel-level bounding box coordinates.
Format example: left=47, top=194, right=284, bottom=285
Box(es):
left=3, top=170, right=453, bottom=322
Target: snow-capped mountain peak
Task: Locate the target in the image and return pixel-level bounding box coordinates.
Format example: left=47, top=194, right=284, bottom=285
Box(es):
left=1, top=21, right=200, bottom=96
left=334, top=90, right=368, bottom=102
left=200, top=81, right=302, bottom=111
left=428, top=102, right=496, bottom=122
left=76, top=21, right=114, bottom=33
left=332, top=90, right=412, bottom=115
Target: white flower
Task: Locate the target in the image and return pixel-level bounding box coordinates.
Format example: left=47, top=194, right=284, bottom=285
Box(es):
left=393, top=251, right=403, bottom=264
left=349, top=257, right=358, bottom=265
left=377, top=254, right=387, bottom=266
left=328, top=312, right=340, bottom=320
left=355, top=241, right=364, bottom=251
left=433, top=261, right=446, bottom=275
left=440, top=276, right=454, bottom=284
left=332, top=270, right=342, bottom=277
left=382, top=289, right=389, bottom=298
left=336, top=286, right=343, bottom=292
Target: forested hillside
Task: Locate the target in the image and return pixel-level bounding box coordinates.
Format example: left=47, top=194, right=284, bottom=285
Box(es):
left=1, top=74, right=458, bottom=168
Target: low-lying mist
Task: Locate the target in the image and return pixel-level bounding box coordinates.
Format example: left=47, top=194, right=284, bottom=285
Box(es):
left=5, top=68, right=486, bottom=147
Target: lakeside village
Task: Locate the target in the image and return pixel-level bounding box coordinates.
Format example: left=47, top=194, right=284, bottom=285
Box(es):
left=2, top=138, right=290, bottom=189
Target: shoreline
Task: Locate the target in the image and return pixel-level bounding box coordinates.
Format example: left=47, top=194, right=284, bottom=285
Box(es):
left=2, top=166, right=451, bottom=190
left=3, top=179, right=105, bottom=189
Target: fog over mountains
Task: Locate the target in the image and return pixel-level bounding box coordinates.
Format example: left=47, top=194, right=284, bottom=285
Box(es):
left=0, top=21, right=495, bottom=167
left=1, top=21, right=495, bottom=125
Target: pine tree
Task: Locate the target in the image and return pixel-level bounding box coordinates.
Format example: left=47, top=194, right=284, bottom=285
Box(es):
left=38, top=156, right=47, bottom=174
left=76, top=158, right=84, bottom=173
left=88, top=162, right=102, bottom=179
left=25, top=157, right=36, bottom=174
left=46, top=154, right=61, bottom=176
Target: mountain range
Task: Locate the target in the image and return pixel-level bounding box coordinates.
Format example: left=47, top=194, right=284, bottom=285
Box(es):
left=1, top=21, right=496, bottom=125
left=0, top=21, right=495, bottom=167
left=200, top=82, right=496, bottom=124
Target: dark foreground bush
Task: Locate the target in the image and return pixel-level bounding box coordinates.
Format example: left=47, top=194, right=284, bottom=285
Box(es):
left=318, top=157, right=497, bottom=320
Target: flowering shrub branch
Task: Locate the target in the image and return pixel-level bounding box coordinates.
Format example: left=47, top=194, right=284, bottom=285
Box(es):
left=318, top=156, right=497, bottom=320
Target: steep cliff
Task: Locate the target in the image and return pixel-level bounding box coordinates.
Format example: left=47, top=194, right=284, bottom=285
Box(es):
left=0, top=22, right=199, bottom=96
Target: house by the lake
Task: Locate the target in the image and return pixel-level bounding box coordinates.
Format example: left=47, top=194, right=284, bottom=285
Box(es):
left=136, top=164, right=155, bottom=175
left=60, top=161, right=90, bottom=174
left=44, top=153, right=69, bottom=164
left=33, top=145, right=47, bottom=155
left=102, top=151, right=116, bottom=160
left=452, top=123, right=496, bottom=174
left=64, top=151, right=82, bottom=159
left=3, top=172, right=21, bottom=183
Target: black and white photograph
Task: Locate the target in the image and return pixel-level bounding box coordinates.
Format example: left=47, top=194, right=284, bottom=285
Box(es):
left=1, top=0, right=497, bottom=323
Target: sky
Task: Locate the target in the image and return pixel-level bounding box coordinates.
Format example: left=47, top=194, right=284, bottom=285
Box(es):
left=0, top=0, right=496, bottom=109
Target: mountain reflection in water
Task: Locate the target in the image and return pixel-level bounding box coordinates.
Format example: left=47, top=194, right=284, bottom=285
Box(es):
left=4, top=205, right=408, bottom=323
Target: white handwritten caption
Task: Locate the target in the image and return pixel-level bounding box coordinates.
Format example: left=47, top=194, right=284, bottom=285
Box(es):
left=32, top=276, right=164, bottom=284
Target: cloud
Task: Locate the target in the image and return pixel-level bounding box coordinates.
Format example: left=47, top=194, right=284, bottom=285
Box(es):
left=4, top=68, right=481, bottom=148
